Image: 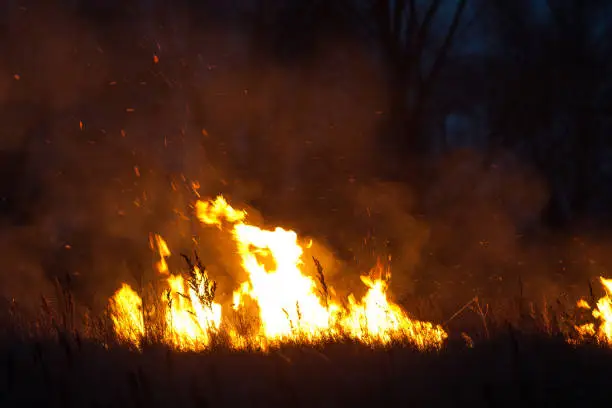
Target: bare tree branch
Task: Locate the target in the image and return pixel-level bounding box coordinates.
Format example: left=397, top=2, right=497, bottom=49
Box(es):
left=392, top=0, right=407, bottom=46
left=414, top=0, right=442, bottom=58
left=407, top=0, right=418, bottom=45
left=424, top=0, right=468, bottom=91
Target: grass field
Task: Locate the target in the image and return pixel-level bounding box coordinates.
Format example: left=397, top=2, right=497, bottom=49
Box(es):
left=1, top=261, right=610, bottom=407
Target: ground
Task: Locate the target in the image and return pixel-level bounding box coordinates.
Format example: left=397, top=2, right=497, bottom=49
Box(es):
left=0, top=332, right=610, bottom=407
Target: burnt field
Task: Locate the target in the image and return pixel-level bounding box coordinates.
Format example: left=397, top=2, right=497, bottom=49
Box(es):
left=0, top=330, right=610, bottom=408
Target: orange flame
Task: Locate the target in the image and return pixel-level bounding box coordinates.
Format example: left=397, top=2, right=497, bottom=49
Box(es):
left=110, top=283, right=145, bottom=345
left=162, top=273, right=222, bottom=350
left=111, top=233, right=222, bottom=350
left=575, top=277, right=612, bottom=345
left=150, top=233, right=171, bottom=274
left=110, top=195, right=447, bottom=351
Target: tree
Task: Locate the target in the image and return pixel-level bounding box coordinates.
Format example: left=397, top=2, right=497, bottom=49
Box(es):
left=368, top=0, right=469, bottom=162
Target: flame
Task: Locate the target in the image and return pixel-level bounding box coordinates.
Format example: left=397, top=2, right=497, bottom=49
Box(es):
left=576, top=299, right=591, bottom=309
left=110, top=283, right=145, bottom=345
left=110, top=195, right=447, bottom=351
left=338, top=266, right=446, bottom=348
left=111, top=234, right=222, bottom=349
left=575, top=277, right=612, bottom=345
left=162, top=273, right=222, bottom=350
left=150, top=233, right=171, bottom=274
left=194, top=196, right=246, bottom=228
left=228, top=224, right=334, bottom=343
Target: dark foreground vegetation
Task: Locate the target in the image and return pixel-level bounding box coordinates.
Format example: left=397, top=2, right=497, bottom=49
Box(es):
left=2, top=257, right=610, bottom=408
left=0, top=330, right=610, bottom=408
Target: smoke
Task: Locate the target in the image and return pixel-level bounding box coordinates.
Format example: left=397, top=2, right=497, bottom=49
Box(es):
left=417, top=150, right=547, bottom=298
left=0, top=2, right=603, bottom=318
left=0, top=2, right=386, bottom=310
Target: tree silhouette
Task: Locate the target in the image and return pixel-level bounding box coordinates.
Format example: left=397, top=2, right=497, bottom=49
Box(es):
left=368, top=0, right=468, bottom=158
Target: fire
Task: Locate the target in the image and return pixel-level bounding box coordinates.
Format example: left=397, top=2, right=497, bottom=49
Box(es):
left=111, top=233, right=222, bottom=350
left=228, top=224, right=334, bottom=342
left=150, top=233, right=171, bottom=274
left=339, top=271, right=445, bottom=348
left=194, top=196, right=246, bottom=228
left=110, top=195, right=447, bottom=351
left=575, top=277, right=612, bottom=345
left=110, top=283, right=145, bottom=344
left=162, top=273, right=222, bottom=350
left=154, top=234, right=222, bottom=350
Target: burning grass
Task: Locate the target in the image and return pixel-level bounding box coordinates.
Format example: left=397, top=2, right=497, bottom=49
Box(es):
left=2, top=196, right=612, bottom=406
left=3, top=194, right=612, bottom=353
left=86, top=194, right=612, bottom=354
left=2, top=258, right=612, bottom=406
left=110, top=195, right=448, bottom=352
left=104, top=195, right=612, bottom=354
left=573, top=277, right=612, bottom=345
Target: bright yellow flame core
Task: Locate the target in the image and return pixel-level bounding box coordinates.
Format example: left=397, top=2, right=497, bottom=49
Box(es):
left=163, top=274, right=222, bottom=350
left=231, top=224, right=333, bottom=341
left=194, top=196, right=246, bottom=228
left=110, top=195, right=447, bottom=351
left=575, top=277, right=612, bottom=345
left=110, top=283, right=145, bottom=344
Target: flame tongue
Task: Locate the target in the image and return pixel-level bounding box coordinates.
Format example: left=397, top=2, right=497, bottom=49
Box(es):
left=110, top=283, right=145, bottom=344
left=230, top=224, right=331, bottom=341
left=110, top=195, right=448, bottom=350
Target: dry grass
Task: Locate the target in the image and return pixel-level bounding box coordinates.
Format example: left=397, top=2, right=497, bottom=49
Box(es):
left=0, top=258, right=610, bottom=407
